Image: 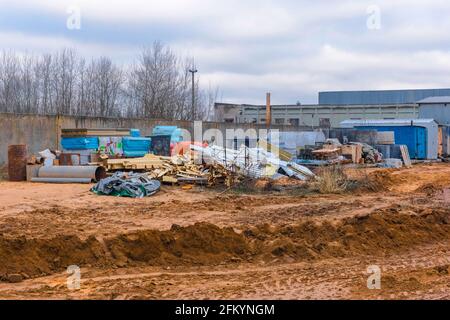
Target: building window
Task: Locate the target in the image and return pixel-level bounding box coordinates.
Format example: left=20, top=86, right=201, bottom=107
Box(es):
left=275, top=118, right=285, bottom=125
left=289, top=119, right=300, bottom=126
left=224, top=119, right=234, bottom=123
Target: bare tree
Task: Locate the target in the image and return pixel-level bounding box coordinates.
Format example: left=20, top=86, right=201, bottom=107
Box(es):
left=0, top=51, right=20, bottom=113
left=0, top=44, right=219, bottom=120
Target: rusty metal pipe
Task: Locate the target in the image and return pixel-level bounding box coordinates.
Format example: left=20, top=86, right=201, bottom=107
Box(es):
left=8, top=145, right=27, bottom=181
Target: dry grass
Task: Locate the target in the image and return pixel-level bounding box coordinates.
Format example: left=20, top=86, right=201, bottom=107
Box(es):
left=312, top=166, right=389, bottom=194
left=313, top=166, right=351, bottom=194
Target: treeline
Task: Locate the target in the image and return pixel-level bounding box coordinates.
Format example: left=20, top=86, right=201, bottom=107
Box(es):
left=0, top=41, right=218, bottom=120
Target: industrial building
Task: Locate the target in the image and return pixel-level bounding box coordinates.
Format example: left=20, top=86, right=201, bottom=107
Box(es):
left=418, top=96, right=450, bottom=156
left=214, top=103, right=418, bottom=128
left=215, top=88, right=450, bottom=128
left=214, top=88, right=450, bottom=159
left=418, top=96, right=450, bottom=126
left=319, top=88, right=450, bottom=105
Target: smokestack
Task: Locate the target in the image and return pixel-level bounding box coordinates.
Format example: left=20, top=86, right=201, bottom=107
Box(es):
left=266, top=92, right=271, bottom=127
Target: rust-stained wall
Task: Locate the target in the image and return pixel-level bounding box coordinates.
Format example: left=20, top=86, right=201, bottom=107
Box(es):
left=0, top=113, right=307, bottom=165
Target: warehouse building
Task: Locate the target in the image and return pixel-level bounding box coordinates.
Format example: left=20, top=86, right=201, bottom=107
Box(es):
left=418, top=96, right=450, bottom=126
left=418, top=96, right=450, bottom=156
left=214, top=103, right=418, bottom=128
left=215, top=88, right=450, bottom=128
left=319, top=88, right=450, bottom=105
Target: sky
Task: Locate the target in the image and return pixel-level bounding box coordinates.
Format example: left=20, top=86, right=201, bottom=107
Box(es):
left=1, top=0, right=450, bottom=104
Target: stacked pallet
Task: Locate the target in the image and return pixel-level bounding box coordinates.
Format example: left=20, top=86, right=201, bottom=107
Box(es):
left=61, top=128, right=131, bottom=137
left=312, top=148, right=342, bottom=160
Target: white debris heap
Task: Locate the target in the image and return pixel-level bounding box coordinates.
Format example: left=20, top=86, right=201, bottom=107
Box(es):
left=191, top=144, right=315, bottom=181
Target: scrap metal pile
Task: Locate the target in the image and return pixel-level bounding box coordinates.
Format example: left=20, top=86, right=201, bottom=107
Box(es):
left=99, top=144, right=315, bottom=187
left=191, top=144, right=315, bottom=181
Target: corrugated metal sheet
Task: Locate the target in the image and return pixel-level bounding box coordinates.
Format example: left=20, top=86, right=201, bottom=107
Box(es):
left=319, top=89, right=450, bottom=105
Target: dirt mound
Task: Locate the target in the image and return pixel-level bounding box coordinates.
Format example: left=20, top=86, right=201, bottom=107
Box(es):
left=0, top=223, right=251, bottom=281
left=1, top=207, right=449, bottom=281
left=416, top=182, right=450, bottom=196
left=0, top=235, right=105, bottom=281
left=245, top=205, right=450, bottom=260
left=106, top=223, right=249, bottom=267
left=364, top=170, right=396, bottom=191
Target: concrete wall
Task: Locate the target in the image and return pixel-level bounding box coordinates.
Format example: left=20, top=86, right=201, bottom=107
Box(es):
left=0, top=113, right=308, bottom=165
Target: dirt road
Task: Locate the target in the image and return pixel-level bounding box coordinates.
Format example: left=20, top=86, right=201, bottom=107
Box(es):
left=0, top=163, right=449, bottom=299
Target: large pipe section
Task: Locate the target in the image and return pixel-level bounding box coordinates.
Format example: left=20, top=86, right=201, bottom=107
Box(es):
left=31, top=177, right=92, bottom=184
left=36, top=166, right=106, bottom=182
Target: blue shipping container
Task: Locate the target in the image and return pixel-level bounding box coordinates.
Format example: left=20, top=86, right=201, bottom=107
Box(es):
left=356, top=126, right=427, bottom=159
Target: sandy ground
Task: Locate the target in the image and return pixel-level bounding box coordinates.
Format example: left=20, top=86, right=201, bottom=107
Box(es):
left=0, top=163, right=449, bottom=300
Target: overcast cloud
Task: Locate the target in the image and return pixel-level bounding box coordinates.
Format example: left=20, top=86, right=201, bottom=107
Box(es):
left=1, top=0, right=450, bottom=104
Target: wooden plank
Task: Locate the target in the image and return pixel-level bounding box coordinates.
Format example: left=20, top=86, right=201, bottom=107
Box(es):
left=400, top=145, right=412, bottom=168
left=163, top=176, right=178, bottom=184
left=312, top=148, right=341, bottom=154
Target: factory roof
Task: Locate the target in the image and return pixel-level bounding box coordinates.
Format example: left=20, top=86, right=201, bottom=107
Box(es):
left=417, top=96, right=450, bottom=104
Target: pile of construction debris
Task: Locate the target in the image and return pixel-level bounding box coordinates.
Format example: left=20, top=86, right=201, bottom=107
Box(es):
left=297, top=139, right=383, bottom=166
left=99, top=153, right=231, bottom=186
left=97, top=144, right=315, bottom=188
left=191, top=144, right=315, bottom=181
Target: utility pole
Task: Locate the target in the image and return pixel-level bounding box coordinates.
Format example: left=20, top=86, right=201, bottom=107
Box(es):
left=189, top=68, right=198, bottom=120
left=266, top=92, right=271, bottom=128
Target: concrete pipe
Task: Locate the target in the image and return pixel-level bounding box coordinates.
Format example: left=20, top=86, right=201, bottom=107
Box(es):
left=31, top=177, right=92, bottom=184
left=37, top=166, right=106, bottom=182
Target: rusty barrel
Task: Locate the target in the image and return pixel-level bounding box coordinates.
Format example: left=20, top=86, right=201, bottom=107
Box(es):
left=8, top=145, right=27, bottom=181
